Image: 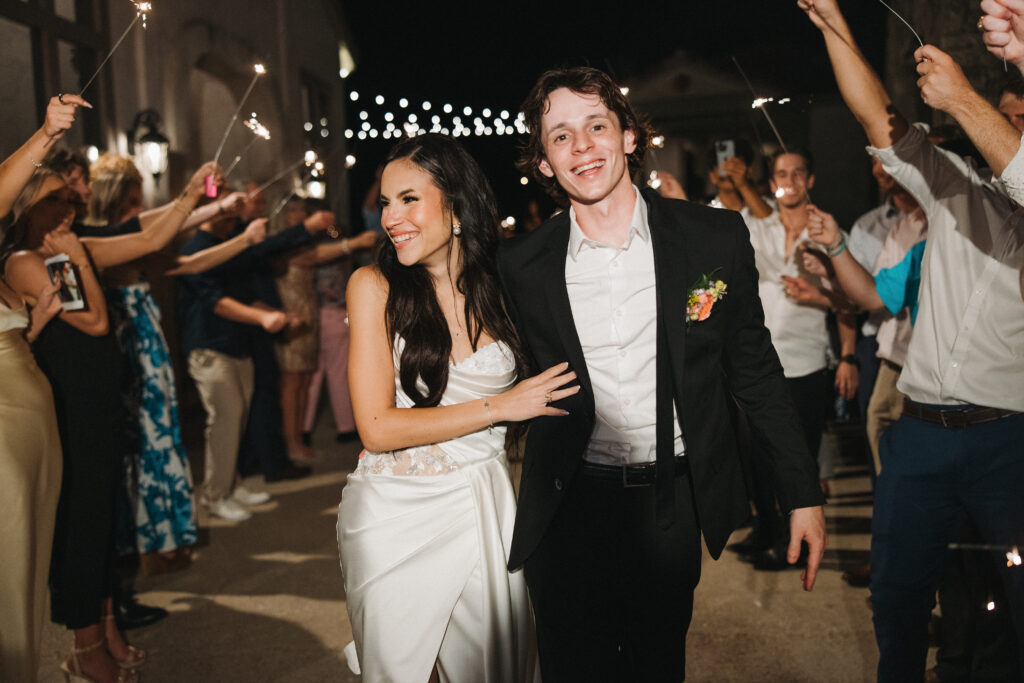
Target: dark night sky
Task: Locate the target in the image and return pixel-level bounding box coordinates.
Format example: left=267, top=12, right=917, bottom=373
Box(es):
left=337, top=0, right=890, bottom=222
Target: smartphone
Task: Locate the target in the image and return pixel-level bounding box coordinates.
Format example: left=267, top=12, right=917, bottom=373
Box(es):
left=43, top=253, right=85, bottom=311
left=715, top=140, right=735, bottom=177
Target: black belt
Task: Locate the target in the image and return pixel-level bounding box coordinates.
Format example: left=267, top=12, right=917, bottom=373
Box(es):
left=902, top=398, right=1020, bottom=429
left=580, top=455, right=688, bottom=488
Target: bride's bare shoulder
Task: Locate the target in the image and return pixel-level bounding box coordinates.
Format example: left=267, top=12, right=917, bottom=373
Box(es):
left=347, top=265, right=389, bottom=303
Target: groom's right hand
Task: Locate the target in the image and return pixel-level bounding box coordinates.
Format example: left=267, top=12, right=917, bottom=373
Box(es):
left=789, top=505, right=827, bottom=591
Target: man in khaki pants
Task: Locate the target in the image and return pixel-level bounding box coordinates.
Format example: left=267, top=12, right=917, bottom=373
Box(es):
left=178, top=209, right=331, bottom=520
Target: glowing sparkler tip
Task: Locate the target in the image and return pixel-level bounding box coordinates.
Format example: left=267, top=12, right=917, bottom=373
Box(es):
left=1008, top=547, right=1022, bottom=567
left=647, top=170, right=662, bottom=190
left=254, top=63, right=266, bottom=75
left=987, top=601, right=996, bottom=611
left=775, top=187, right=786, bottom=199
left=345, top=154, right=357, bottom=168
left=304, top=150, right=317, bottom=165
left=651, top=135, right=665, bottom=148
left=752, top=97, right=774, bottom=109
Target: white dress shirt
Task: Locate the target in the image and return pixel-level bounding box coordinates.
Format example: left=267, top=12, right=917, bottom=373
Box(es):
left=998, top=132, right=1024, bottom=207
left=744, top=212, right=831, bottom=378
left=565, top=187, right=684, bottom=466
left=848, top=200, right=902, bottom=336
left=869, top=126, right=1024, bottom=411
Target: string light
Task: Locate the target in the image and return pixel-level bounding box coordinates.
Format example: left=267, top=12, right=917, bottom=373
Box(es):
left=375, top=95, right=385, bottom=105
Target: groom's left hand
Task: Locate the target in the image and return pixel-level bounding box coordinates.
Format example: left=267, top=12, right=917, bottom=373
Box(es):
left=789, top=506, right=827, bottom=591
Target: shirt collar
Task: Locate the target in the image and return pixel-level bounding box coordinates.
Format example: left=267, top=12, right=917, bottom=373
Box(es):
left=567, top=185, right=650, bottom=260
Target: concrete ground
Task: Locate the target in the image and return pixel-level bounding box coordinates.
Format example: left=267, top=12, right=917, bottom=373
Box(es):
left=37, top=415, right=904, bottom=682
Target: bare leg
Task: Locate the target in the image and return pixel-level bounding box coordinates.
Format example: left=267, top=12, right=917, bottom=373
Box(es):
left=280, top=371, right=314, bottom=462
left=65, top=621, right=136, bottom=683
left=102, top=598, right=145, bottom=667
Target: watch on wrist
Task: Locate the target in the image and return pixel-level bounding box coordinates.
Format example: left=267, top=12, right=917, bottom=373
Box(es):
left=840, top=354, right=860, bottom=368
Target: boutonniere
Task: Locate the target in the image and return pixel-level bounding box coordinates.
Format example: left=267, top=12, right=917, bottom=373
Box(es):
left=687, top=268, right=727, bottom=327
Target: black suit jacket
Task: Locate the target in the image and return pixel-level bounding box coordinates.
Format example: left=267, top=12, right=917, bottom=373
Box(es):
left=496, top=188, right=824, bottom=571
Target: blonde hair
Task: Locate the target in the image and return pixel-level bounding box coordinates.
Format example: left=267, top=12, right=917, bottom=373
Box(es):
left=86, top=153, right=143, bottom=227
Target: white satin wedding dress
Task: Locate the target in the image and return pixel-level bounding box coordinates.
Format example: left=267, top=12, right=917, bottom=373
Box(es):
left=337, top=340, right=538, bottom=682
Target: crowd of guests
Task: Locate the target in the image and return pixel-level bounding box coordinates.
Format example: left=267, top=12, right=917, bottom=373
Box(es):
left=0, top=94, right=376, bottom=681
left=2, top=0, right=1023, bottom=679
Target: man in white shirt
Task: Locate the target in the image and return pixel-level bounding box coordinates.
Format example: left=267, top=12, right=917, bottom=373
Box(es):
left=498, top=66, right=826, bottom=681
left=739, top=149, right=858, bottom=567
left=802, top=1, right=1024, bottom=680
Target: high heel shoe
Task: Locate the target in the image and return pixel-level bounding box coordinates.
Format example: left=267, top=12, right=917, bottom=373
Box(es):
left=104, top=614, right=147, bottom=669
left=60, top=638, right=139, bottom=682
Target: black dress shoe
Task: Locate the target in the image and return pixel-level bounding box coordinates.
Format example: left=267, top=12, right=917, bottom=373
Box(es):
left=744, top=545, right=808, bottom=571
left=116, top=598, right=168, bottom=631
left=841, top=562, right=871, bottom=588
left=726, top=528, right=772, bottom=556
left=265, top=463, right=312, bottom=482
left=335, top=431, right=359, bottom=444
left=300, top=431, right=312, bottom=447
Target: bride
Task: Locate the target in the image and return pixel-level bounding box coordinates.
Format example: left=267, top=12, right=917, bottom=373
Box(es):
left=338, top=133, right=576, bottom=682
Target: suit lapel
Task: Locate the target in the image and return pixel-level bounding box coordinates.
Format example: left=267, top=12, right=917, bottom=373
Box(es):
left=522, top=217, right=595, bottom=411
left=644, top=189, right=689, bottom=398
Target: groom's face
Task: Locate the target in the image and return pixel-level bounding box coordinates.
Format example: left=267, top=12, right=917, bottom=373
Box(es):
left=537, top=88, right=636, bottom=206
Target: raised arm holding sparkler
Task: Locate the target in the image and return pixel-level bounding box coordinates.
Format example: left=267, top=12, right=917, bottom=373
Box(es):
left=981, top=0, right=1024, bottom=72
left=0, top=94, right=90, bottom=216
left=797, top=0, right=909, bottom=149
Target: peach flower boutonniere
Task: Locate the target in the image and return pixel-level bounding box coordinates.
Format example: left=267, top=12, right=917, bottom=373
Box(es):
left=687, top=269, right=727, bottom=327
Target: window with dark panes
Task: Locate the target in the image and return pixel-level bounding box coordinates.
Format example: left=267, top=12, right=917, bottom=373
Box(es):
left=0, top=0, right=104, bottom=155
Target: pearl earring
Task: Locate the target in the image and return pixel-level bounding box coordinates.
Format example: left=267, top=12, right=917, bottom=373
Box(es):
left=453, top=223, right=462, bottom=236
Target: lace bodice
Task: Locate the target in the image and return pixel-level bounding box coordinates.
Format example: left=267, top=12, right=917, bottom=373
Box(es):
left=354, top=340, right=516, bottom=477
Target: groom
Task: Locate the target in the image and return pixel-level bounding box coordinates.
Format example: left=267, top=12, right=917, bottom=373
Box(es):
left=496, top=66, right=826, bottom=681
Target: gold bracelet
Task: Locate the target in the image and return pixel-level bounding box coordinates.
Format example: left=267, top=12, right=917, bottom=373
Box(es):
left=340, top=238, right=350, bottom=254
left=483, top=399, right=494, bottom=431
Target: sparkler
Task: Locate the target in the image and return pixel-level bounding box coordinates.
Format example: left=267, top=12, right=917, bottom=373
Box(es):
left=224, top=113, right=271, bottom=178
left=213, top=63, right=266, bottom=165
left=874, top=0, right=923, bottom=49
left=77, top=1, right=152, bottom=98
left=731, top=56, right=789, bottom=156
left=948, top=543, right=1022, bottom=568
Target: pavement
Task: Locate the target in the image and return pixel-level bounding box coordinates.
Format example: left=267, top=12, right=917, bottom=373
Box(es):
left=36, top=416, right=912, bottom=682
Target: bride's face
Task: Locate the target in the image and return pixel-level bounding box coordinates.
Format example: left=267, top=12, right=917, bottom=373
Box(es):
left=379, top=158, right=457, bottom=271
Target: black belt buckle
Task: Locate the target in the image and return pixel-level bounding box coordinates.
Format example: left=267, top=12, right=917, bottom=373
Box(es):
left=622, top=464, right=650, bottom=488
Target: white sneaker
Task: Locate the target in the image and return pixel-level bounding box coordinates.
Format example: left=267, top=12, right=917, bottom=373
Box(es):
left=204, top=498, right=252, bottom=521
left=230, top=486, right=271, bottom=506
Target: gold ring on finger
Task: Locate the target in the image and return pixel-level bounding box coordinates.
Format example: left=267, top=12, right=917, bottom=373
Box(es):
left=544, top=392, right=553, bottom=404
left=978, top=16, right=985, bottom=32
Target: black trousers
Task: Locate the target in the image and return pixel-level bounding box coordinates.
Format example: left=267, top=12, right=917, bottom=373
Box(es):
left=749, top=369, right=830, bottom=543
left=524, top=464, right=701, bottom=683
left=237, top=332, right=289, bottom=477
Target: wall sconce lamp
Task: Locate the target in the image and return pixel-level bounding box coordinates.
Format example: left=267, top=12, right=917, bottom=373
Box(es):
left=128, top=109, right=170, bottom=182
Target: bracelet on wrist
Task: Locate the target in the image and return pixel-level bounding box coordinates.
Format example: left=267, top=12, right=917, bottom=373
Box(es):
left=826, top=234, right=847, bottom=258
left=483, top=398, right=494, bottom=431
left=340, top=238, right=350, bottom=255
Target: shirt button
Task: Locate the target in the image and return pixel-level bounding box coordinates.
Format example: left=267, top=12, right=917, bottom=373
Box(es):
left=554, top=478, right=563, bottom=491
left=619, top=350, right=627, bottom=357
left=952, top=361, right=959, bottom=368
left=623, top=398, right=631, bottom=406
left=612, top=261, right=620, bottom=268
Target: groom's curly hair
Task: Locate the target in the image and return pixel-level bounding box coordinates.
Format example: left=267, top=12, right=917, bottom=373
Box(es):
left=517, top=66, right=654, bottom=206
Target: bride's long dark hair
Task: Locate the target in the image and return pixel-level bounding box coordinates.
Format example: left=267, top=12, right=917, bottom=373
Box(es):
left=378, top=134, right=528, bottom=408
